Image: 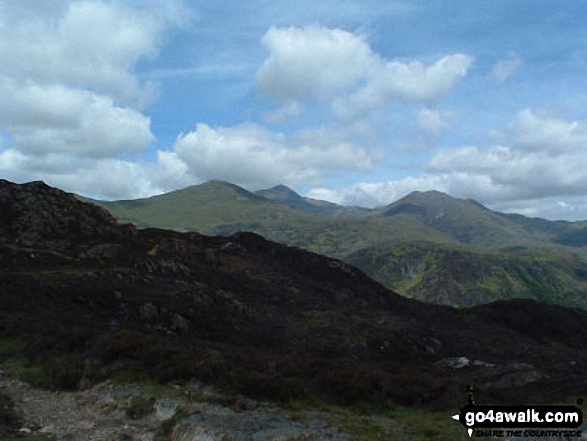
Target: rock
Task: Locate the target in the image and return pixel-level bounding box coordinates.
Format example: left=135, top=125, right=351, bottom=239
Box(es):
left=79, top=243, right=124, bottom=259
left=464, top=362, right=545, bottom=389
left=482, top=364, right=544, bottom=389
left=173, top=405, right=349, bottom=441
left=140, top=303, right=158, bottom=320
left=172, top=314, right=189, bottom=332
left=155, top=398, right=183, bottom=421
left=0, top=179, right=118, bottom=250
left=39, top=424, right=54, bottom=433
left=436, top=356, right=470, bottom=368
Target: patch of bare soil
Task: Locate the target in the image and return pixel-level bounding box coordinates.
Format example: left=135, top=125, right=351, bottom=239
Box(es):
left=1, top=372, right=161, bottom=440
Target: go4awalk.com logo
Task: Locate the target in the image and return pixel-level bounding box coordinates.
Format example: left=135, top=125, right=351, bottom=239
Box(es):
left=452, top=402, right=583, bottom=438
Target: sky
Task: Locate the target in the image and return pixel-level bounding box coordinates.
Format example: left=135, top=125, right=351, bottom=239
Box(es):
left=1, top=0, right=587, bottom=220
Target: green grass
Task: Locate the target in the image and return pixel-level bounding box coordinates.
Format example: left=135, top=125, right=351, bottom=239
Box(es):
left=0, top=357, right=51, bottom=388
left=0, top=338, right=25, bottom=354
left=386, top=405, right=470, bottom=441
left=86, top=180, right=587, bottom=309
left=287, top=398, right=469, bottom=441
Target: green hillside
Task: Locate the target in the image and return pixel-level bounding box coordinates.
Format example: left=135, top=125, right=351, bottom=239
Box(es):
left=85, top=181, right=587, bottom=309
left=378, top=190, right=559, bottom=248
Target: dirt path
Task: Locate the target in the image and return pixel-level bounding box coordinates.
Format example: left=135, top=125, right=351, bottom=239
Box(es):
left=0, top=369, right=354, bottom=441
left=1, top=371, right=162, bottom=440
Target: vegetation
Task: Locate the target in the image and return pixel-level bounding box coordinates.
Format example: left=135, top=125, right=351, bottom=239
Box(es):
left=125, top=395, right=156, bottom=420
left=88, top=180, right=587, bottom=309
left=2, top=178, right=587, bottom=439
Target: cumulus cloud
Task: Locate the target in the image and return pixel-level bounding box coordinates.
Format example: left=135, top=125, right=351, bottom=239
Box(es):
left=490, top=53, right=523, bottom=84
left=427, top=146, right=587, bottom=202
left=257, top=26, right=374, bottom=101
left=418, top=108, right=452, bottom=136
left=0, top=1, right=192, bottom=198
left=306, top=109, right=587, bottom=219
left=333, top=53, right=473, bottom=120
left=264, top=101, right=304, bottom=123
left=0, top=0, right=196, bottom=190
left=257, top=26, right=474, bottom=121
left=0, top=0, right=184, bottom=103
left=0, top=147, right=193, bottom=200
left=0, top=79, right=154, bottom=157
left=172, top=122, right=378, bottom=189
left=307, top=175, right=449, bottom=207
left=512, top=108, right=587, bottom=155
left=419, top=110, right=587, bottom=206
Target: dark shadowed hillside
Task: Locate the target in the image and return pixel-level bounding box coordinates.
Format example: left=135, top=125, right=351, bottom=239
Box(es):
left=2, top=179, right=587, bottom=414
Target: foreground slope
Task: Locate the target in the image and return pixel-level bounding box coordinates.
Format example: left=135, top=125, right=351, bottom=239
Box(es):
left=1, top=179, right=587, bottom=409
left=92, top=181, right=587, bottom=309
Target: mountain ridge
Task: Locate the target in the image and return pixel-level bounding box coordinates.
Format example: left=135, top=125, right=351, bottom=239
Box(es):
left=80, top=180, right=587, bottom=309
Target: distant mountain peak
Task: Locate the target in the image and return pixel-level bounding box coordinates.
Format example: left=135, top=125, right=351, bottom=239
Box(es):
left=399, top=190, right=454, bottom=202
left=256, top=184, right=303, bottom=201
left=395, top=190, right=490, bottom=210
left=199, top=179, right=244, bottom=189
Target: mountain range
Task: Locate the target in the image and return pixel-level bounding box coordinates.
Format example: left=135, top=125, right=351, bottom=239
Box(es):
left=85, top=180, right=587, bottom=309
left=2, top=178, right=587, bottom=414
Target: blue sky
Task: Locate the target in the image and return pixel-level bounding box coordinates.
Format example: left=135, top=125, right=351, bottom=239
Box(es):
left=1, top=0, right=587, bottom=219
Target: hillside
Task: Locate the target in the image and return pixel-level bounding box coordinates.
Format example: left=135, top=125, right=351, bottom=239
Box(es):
left=2, top=179, right=587, bottom=417
left=88, top=181, right=587, bottom=309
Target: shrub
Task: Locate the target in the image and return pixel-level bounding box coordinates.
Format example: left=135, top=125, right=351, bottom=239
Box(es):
left=126, top=396, right=155, bottom=420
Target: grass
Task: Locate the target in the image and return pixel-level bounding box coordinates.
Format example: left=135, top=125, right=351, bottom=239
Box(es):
left=287, top=398, right=470, bottom=441
left=89, top=180, right=587, bottom=310
left=1, top=357, right=51, bottom=388
left=0, top=338, right=25, bottom=354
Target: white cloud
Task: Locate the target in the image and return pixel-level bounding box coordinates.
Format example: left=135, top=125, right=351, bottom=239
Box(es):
left=430, top=110, right=587, bottom=202
left=0, top=1, right=189, bottom=162
left=257, top=26, right=474, bottom=121
left=0, top=147, right=192, bottom=200
left=0, top=119, right=380, bottom=199
left=333, top=53, right=473, bottom=120
left=0, top=1, right=193, bottom=197
left=490, top=53, right=523, bottom=84
left=0, top=0, right=185, bottom=103
left=307, top=175, right=448, bottom=207
left=0, top=79, right=154, bottom=157
left=172, top=122, right=378, bottom=189
left=512, top=108, right=587, bottom=155
left=257, top=25, right=374, bottom=101
left=306, top=109, right=587, bottom=219
left=264, top=101, right=304, bottom=123
left=418, top=108, right=452, bottom=136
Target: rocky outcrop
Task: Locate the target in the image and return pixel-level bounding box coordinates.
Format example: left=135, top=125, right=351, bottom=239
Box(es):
left=0, top=180, right=119, bottom=250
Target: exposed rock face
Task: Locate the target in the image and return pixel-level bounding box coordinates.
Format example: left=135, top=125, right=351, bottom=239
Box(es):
left=0, top=180, right=119, bottom=250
